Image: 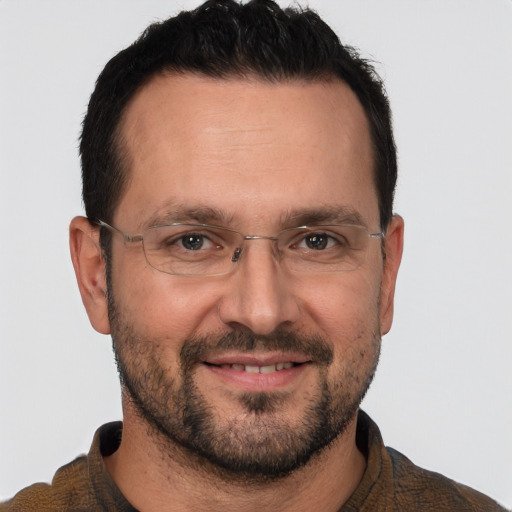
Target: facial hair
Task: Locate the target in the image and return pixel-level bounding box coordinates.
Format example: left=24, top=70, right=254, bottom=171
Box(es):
left=108, top=293, right=381, bottom=481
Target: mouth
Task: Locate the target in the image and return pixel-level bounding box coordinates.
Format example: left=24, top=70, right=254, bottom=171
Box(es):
left=204, top=361, right=301, bottom=374
left=200, top=354, right=312, bottom=391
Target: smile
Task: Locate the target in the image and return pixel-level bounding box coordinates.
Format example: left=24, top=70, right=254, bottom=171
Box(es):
left=201, top=353, right=312, bottom=391
left=212, top=362, right=297, bottom=374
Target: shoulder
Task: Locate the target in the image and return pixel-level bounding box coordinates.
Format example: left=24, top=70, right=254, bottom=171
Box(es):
left=386, top=447, right=507, bottom=511
left=0, top=422, right=130, bottom=512
left=349, top=411, right=508, bottom=512
left=0, top=455, right=93, bottom=512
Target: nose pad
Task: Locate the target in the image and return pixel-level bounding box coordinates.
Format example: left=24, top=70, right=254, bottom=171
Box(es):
left=231, top=248, right=242, bottom=263
left=231, top=236, right=281, bottom=266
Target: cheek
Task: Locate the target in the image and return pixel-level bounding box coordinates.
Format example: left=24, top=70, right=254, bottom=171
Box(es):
left=300, top=272, right=381, bottom=382
left=111, top=253, right=221, bottom=339
left=301, top=271, right=381, bottom=337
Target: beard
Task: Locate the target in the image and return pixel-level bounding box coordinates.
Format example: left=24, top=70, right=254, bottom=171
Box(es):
left=108, top=293, right=381, bottom=482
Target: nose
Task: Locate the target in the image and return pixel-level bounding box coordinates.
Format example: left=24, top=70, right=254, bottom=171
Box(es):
left=218, top=240, right=300, bottom=335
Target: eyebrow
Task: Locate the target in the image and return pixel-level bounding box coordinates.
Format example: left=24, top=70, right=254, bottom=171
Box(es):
left=144, top=204, right=235, bottom=229
left=280, top=206, right=366, bottom=228
left=142, top=203, right=366, bottom=230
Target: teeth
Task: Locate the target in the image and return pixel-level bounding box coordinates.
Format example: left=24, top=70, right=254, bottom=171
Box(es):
left=222, top=363, right=295, bottom=373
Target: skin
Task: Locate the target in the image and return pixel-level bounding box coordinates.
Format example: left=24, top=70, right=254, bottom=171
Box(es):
left=70, top=74, right=404, bottom=511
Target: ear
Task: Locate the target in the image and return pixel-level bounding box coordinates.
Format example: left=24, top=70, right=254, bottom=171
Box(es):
left=379, top=214, right=404, bottom=335
left=69, top=216, right=110, bottom=334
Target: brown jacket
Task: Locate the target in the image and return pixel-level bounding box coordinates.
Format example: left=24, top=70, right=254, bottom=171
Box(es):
left=1, top=412, right=508, bottom=511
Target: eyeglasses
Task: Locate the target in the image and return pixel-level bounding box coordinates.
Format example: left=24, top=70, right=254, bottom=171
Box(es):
left=98, top=220, right=384, bottom=277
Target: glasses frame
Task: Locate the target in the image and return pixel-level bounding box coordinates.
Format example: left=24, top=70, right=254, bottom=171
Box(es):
left=97, top=219, right=384, bottom=276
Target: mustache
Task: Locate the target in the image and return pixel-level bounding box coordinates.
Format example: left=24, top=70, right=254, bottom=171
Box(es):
left=180, top=330, right=333, bottom=370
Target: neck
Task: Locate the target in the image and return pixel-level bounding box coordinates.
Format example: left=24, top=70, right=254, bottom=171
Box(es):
left=104, top=401, right=366, bottom=512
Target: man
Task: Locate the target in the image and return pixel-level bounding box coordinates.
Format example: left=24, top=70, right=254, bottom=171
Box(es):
left=1, top=1, right=508, bottom=510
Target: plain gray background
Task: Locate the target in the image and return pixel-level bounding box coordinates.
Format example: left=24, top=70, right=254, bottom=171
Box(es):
left=1, top=0, right=511, bottom=507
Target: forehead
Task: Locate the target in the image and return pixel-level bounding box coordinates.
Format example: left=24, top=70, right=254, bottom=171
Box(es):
left=116, top=74, right=377, bottom=230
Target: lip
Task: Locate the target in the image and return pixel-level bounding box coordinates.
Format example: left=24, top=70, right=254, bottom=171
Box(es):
left=204, top=351, right=311, bottom=367
left=201, top=351, right=312, bottom=392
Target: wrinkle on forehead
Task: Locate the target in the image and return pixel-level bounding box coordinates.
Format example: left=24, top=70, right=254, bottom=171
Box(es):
left=121, top=74, right=371, bottom=158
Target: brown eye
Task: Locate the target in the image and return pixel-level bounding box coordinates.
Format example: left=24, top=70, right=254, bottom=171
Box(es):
left=181, top=233, right=205, bottom=250
left=305, top=233, right=329, bottom=250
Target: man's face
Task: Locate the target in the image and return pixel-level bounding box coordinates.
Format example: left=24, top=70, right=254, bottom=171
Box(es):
left=100, top=75, right=400, bottom=479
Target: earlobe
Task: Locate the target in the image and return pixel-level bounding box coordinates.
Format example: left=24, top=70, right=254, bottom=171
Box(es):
left=69, top=216, right=111, bottom=335
left=379, top=214, right=404, bottom=335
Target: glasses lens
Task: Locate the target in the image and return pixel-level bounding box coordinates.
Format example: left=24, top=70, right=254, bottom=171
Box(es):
left=142, top=224, right=240, bottom=276
left=140, top=223, right=377, bottom=276
left=280, top=225, right=372, bottom=273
